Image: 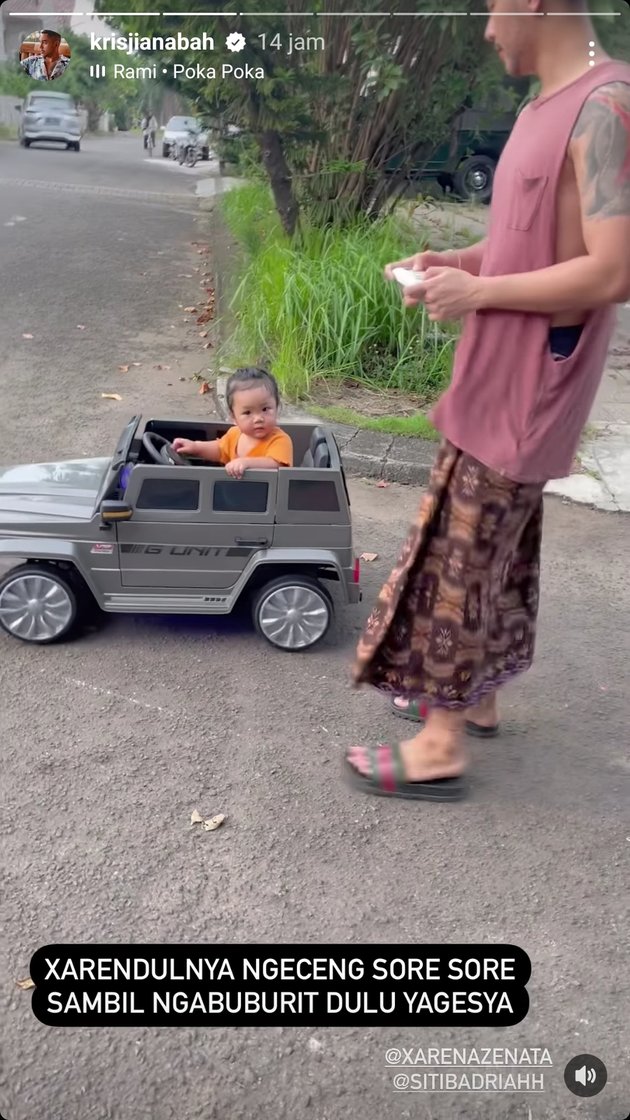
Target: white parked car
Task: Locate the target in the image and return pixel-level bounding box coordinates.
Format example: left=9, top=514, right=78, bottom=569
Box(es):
left=161, top=116, right=209, bottom=160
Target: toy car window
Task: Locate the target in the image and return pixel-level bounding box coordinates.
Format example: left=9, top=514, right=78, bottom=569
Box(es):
left=136, top=479, right=199, bottom=510
left=288, top=480, right=340, bottom=513
left=213, top=481, right=268, bottom=513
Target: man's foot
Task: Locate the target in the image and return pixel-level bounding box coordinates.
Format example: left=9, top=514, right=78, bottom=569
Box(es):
left=391, top=693, right=500, bottom=737
left=345, top=710, right=468, bottom=801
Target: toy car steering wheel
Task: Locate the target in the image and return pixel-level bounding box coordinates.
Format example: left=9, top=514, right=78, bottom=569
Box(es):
left=142, top=432, right=186, bottom=466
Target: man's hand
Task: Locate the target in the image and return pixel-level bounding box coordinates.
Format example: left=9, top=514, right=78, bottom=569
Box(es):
left=384, top=250, right=448, bottom=282
left=407, top=266, right=483, bottom=321
left=171, top=438, right=196, bottom=456
left=225, top=458, right=247, bottom=478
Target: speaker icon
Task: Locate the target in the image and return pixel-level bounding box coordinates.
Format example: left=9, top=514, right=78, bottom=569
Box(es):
left=564, top=1054, right=607, bottom=1098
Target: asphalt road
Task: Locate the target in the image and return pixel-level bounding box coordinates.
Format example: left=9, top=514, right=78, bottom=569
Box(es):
left=1, top=134, right=629, bottom=1120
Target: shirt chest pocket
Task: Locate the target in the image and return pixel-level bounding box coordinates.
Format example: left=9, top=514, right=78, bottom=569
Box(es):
left=507, top=169, right=549, bottom=231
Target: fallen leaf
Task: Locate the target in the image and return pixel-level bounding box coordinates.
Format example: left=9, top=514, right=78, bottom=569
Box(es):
left=198, top=382, right=210, bottom=395
left=202, top=814, right=226, bottom=832
left=178, top=273, right=193, bottom=278
left=155, top=364, right=171, bottom=371
left=132, top=362, right=142, bottom=368
left=377, top=480, right=390, bottom=489
left=203, top=342, right=213, bottom=349
left=16, top=977, right=35, bottom=991
left=190, top=809, right=203, bottom=827
left=22, top=333, right=33, bottom=339
left=101, top=393, right=122, bottom=401
left=184, top=306, right=198, bottom=313
left=118, top=364, right=130, bottom=373
left=360, top=552, right=378, bottom=562
left=199, top=330, right=208, bottom=338
left=76, top=324, right=86, bottom=330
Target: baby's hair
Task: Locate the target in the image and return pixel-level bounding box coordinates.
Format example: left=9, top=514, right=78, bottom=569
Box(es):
left=226, top=366, right=280, bottom=411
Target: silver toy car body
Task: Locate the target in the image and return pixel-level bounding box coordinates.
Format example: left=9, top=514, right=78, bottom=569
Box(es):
left=0, top=417, right=361, bottom=651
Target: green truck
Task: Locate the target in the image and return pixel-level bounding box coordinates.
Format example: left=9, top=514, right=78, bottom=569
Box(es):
left=387, top=108, right=517, bottom=204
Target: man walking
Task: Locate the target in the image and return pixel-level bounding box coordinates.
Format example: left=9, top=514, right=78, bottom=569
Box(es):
left=20, top=30, right=69, bottom=82
left=346, top=0, right=630, bottom=801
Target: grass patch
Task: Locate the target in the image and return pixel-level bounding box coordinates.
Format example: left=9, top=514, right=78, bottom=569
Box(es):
left=221, top=182, right=456, bottom=406
left=310, top=403, right=439, bottom=440
left=0, top=124, right=17, bottom=141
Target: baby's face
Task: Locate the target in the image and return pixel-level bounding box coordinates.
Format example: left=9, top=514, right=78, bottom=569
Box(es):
left=231, top=386, right=278, bottom=440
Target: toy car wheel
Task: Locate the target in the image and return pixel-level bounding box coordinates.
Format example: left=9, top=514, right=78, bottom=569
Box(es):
left=252, top=575, right=332, bottom=651
left=0, top=564, right=80, bottom=644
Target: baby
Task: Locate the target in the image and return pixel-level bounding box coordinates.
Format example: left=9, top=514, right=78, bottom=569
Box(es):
left=173, top=367, right=293, bottom=479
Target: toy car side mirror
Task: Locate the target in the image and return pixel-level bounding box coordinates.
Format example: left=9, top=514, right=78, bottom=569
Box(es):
left=100, top=499, right=133, bottom=523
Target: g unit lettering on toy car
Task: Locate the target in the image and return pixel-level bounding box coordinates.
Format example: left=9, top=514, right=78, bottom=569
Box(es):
left=169, top=546, right=224, bottom=557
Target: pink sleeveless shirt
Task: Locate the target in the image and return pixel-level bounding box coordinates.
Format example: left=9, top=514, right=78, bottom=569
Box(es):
left=430, top=61, right=630, bottom=483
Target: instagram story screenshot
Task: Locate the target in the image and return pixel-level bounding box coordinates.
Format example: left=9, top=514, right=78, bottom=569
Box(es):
left=0, top=0, right=629, bottom=1117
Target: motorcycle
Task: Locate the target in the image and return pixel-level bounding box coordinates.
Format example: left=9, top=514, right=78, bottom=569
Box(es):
left=177, top=128, right=203, bottom=168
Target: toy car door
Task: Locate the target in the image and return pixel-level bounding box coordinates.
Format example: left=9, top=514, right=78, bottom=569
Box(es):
left=116, top=465, right=278, bottom=590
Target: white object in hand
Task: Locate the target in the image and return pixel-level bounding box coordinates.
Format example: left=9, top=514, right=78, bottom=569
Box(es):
left=392, top=267, right=426, bottom=288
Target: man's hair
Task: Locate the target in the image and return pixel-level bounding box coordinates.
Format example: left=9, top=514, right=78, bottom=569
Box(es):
left=41, top=28, right=62, bottom=42
left=226, top=366, right=280, bottom=410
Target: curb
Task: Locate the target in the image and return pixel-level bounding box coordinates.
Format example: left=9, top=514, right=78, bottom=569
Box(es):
left=213, top=374, right=435, bottom=487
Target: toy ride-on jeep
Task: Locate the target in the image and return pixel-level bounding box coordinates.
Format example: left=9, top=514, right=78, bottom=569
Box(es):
left=0, top=416, right=361, bottom=651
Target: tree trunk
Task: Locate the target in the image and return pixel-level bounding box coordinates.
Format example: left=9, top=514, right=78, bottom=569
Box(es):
left=86, top=101, right=101, bottom=132
left=256, top=129, right=300, bottom=238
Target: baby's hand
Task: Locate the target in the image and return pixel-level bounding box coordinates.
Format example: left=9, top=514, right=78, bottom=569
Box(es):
left=225, top=458, right=247, bottom=479
left=172, top=438, right=195, bottom=456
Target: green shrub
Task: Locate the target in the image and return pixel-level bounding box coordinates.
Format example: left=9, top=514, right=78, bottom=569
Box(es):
left=221, top=182, right=456, bottom=403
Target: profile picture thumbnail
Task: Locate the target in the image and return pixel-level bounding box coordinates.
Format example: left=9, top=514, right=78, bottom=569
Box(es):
left=19, top=30, right=71, bottom=82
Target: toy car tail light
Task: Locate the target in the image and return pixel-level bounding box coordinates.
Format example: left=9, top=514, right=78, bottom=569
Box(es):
left=353, top=557, right=361, bottom=583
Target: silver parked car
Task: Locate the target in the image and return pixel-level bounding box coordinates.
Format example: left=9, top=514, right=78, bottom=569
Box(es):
left=0, top=417, right=361, bottom=651
left=17, top=90, right=82, bottom=150
left=161, top=116, right=209, bottom=160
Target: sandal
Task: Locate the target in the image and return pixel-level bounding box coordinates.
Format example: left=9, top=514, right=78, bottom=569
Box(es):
left=344, top=742, right=466, bottom=802
left=390, top=698, right=499, bottom=738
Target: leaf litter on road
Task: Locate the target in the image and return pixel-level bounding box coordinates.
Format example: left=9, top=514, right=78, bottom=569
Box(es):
left=101, top=393, right=122, bottom=402
left=16, top=977, right=35, bottom=991
left=360, top=552, right=378, bottom=562
left=22, top=333, right=33, bottom=339
left=198, top=382, right=210, bottom=395
left=118, top=365, right=130, bottom=373
left=202, top=814, right=226, bottom=832
left=190, top=809, right=226, bottom=832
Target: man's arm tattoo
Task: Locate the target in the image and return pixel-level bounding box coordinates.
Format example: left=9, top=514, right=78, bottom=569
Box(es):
left=572, top=81, right=630, bottom=219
